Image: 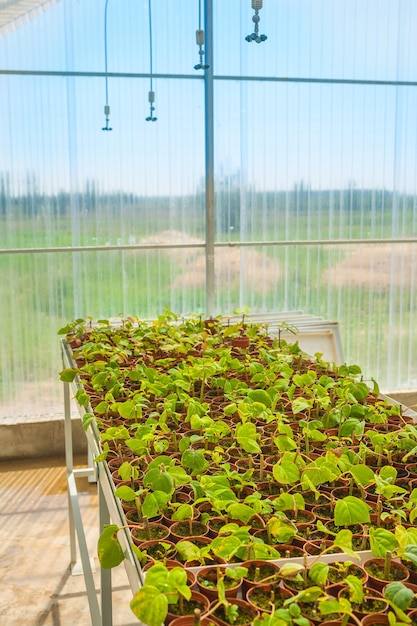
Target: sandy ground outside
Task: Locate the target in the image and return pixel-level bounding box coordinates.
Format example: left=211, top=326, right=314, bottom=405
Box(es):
left=322, top=242, right=416, bottom=291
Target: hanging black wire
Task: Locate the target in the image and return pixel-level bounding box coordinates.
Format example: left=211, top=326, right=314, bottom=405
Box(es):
left=102, top=0, right=112, bottom=130
left=194, top=0, right=209, bottom=70
left=245, top=0, right=267, bottom=43
left=145, top=0, right=157, bottom=121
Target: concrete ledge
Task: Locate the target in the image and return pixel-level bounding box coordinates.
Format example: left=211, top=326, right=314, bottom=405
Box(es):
left=0, top=418, right=88, bottom=461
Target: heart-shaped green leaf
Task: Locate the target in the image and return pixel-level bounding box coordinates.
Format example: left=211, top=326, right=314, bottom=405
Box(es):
left=334, top=496, right=370, bottom=526
left=130, top=585, right=168, bottom=626
left=97, top=524, right=125, bottom=569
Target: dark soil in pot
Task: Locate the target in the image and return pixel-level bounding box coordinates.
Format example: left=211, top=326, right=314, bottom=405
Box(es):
left=282, top=573, right=317, bottom=593
left=170, top=521, right=209, bottom=541
left=325, top=522, right=364, bottom=535
left=319, top=478, right=350, bottom=493
left=125, top=509, right=162, bottom=525
left=327, top=562, right=368, bottom=585
left=166, top=591, right=210, bottom=623
left=240, top=560, right=281, bottom=594
left=352, top=533, right=370, bottom=551
left=246, top=583, right=291, bottom=612
left=211, top=598, right=259, bottom=626
left=324, top=563, right=369, bottom=597
left=138, top=539, right=177, bottom=562
left=303, top=491, right=331, bottom=510
left=276, top=543, right=306, bottom=558
left=207, top=517, right=228, bottom=537
left=293, top=524, right=328, bottom=545
left=196, top=566, right=242, bottom=602
left=299, top=601, right=337, bottom=624
left=130, top=522, right=170, bottom=543
left=338, top=589, right=388, bottom=619
left=283, top=509, right=316, bottom=524
left=257, top=481, right=283, bottom=497
left=311, top=504, right=334, bottom=521
left=351, top=596, right=388, bottom=619
left=331, top=486, right=365, bottom=500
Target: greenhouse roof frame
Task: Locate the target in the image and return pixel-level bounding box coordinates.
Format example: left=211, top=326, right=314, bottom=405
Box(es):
left=0, top=0, right=59, bottom=36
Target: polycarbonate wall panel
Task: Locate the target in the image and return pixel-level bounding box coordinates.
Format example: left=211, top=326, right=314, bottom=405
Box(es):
left=214, top=0, right=417, bottom=82
left=0, top=0, right=200, bottom=74
left=214, top=80, right=417, bottom=237
left=0, top=74, right=205, bottom=252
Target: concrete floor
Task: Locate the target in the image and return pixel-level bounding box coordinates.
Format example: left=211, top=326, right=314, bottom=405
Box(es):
left=0, top=456, right=138, bottom=626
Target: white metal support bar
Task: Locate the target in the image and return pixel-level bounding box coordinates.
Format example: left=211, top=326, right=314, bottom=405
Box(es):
left=99, top=470, right=113, bottom=626
left=67, top=472, right=102, bottom=625
left=64, top=376, right=103, bottom=624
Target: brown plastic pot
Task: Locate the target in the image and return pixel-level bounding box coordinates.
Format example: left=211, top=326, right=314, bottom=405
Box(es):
left=130, top=522, right=170, bottom=544
left=125, top=508, right=163, bottom=526
left=407, top=609, right=417, bottom=623
left=325, top=562, right=369, bottom=597
left=338, top=587, right=388, bottom=620
left=209, top=598, right=259, bottom=626
left=283, top=509, right=317, bottom=524
left=320, top=621, right=355, bottom=626
left=363, top=558, right=410, bottom=592
left=165, top=591, right=211, bottom=624
left=135, top=539, right=177, bottom=564
left=240, top=559, right=281, bottom=595
left=246, top=582, right=292, bottom=613
left=293, top=523, right=328, bottom=547
left=206, top=517, right=229, bottom=538
left=360, top=614, right=390, bottom=626
left=196, top=566, right=243, bottom=602
left=303, top=539, right=344, bottom=556
left=170, top=521, right=209, bottom=542
left=231, top=336, right=250, bottom=349
left=275, top=543, right=307, bottom=558
left=142, top=559, right=197, bottom=589
left=169, top=616, right=222, bottom=626
left=302, top=491, right=331, bottom=511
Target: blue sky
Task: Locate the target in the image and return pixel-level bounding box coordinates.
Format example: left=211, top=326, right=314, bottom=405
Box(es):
left=1, top=0, right=417, bottom=196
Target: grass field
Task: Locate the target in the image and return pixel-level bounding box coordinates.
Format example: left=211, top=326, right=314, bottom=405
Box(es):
left=0, top=201, right=416, bottom=418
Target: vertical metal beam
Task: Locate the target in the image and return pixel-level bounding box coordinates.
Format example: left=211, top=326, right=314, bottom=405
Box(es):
left=68, top=473, right=102, bottom=625
left=63, top=380, right=77, bottom=566
left=204, top=0, right=215, bottom=316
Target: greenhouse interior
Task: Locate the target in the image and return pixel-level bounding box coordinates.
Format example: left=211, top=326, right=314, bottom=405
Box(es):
left=1, top=0, right=417, bottom=625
